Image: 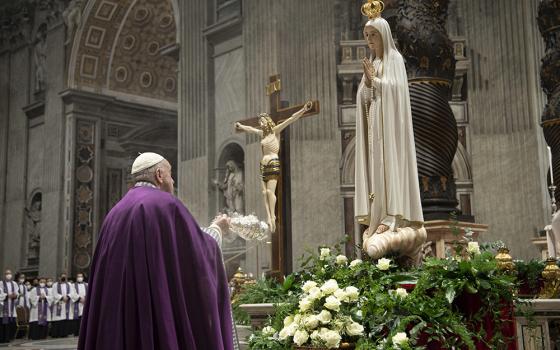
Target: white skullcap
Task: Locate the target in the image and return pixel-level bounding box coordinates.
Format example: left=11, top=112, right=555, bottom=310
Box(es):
left=131, top=152, right=165, bottom=175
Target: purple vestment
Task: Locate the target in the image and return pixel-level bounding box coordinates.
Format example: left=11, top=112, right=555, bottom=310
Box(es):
left=78, top=187, right=234, bottom=350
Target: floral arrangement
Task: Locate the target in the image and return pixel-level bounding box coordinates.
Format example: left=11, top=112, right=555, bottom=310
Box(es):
left=276, top=277, right=364, bottom=348
left=245, top=239, right=518, bottom=350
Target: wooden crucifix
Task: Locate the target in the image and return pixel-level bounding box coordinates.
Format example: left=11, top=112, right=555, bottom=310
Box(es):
left=235, top=74, right=320, bottom=278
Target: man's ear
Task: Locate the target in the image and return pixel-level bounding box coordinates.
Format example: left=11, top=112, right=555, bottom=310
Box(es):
left=155, top=168, right=163, bottom=184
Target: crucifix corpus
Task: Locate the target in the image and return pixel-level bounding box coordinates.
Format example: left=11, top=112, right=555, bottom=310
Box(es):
left=235, top=74, right=320, bottom=277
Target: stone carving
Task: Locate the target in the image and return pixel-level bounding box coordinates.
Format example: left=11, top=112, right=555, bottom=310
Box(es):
left=73, top=120, right=95, bottom=273
left=214, top=160, right=244, bottom=215
left=63, top=0, right=84, bottom=45
left=24, top=193, right=42, bottom=266
left=34, top=23, right=47, bottom=92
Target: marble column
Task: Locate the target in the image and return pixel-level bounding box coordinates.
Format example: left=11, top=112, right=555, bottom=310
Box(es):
left=538, top=0, right=560, bottom=204
left=384, top=0, right=460, bottom=220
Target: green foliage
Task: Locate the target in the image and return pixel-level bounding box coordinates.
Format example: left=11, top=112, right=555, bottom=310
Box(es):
left=515, top=259, right=545, bottom=293
left=232, top=278, right=297, bottom=326
left=240, top=244, right=519, bottom=350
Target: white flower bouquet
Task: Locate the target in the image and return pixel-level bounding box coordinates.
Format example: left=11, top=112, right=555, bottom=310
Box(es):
left=278, top=278, right=364, bottom=349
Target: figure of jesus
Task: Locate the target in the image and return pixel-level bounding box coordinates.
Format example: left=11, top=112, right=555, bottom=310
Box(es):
left=235, top=101, right=313, bottom=232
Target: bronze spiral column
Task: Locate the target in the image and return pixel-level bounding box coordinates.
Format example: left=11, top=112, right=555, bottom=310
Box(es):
left=383, top=0, right=462, bottom=220
left=538, top=0, right=560, bottom=204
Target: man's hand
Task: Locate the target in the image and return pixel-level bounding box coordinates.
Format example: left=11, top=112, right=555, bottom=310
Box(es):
left=9, top=293, right=17, bottom=299
left=211, top=214, right=231, bottom=235
left=63, top=296, right=68, bottom=302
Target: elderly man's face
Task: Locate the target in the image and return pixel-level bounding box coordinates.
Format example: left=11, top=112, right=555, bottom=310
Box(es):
left=156, top=160, right=175, bottom=194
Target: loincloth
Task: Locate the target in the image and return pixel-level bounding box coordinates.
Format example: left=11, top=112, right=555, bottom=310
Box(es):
left=260, top=158, right=281, bottom=182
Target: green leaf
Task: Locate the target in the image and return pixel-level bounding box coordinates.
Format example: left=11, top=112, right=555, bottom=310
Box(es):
left=446, top=287, right=456, bottom=304
left=464, top=282, right=478, bottom=294
left=478, top=279, right=491, bottom=290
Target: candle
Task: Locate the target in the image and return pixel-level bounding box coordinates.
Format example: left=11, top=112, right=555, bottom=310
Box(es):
left=548, top=146, right=554, bottom=185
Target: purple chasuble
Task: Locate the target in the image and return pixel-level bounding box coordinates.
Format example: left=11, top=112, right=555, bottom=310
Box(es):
left=78, top=186, right=234, bottom=350
left=36, top=287, right=48, bottom=326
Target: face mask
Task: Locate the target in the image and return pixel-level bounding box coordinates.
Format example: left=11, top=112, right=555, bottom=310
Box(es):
left=19, top=279, right=25, bottom=284
left=39, top=283, right=45, bottom=288
left=77, top=277, right=84, bottom=283
left=5, top=274, right=12, bottom=281
left=26, top=285, right=32, bottom=291
left=46, top=282, right=53, bottom=287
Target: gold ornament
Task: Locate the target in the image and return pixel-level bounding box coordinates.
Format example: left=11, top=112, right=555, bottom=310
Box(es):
left=495, top=247, right=515, bottom=273
left=361, top=0, right=385, bottom=19
left=539, top=257, right=560, bottom=299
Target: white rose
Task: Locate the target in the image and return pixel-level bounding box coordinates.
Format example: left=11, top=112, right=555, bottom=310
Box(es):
left=392, top=332, right=409, bottom=346
left=335, top=255, right=348, bottom=265
left=349, top=259, right=362, bottom=268
left=294, top=314, right=303, bottom=324
left=467, top=241, right=480, bottom=255
left=324, top=295, right=341, bottom=312
left=345, top=286, right=359, bottom=302
left=262, top=326, right=276, bottom=336
left=293, top=329, right=309, bottom=346
left=321, top=329, right=342, bottom=348
left=310, top=329, right=320, bottom=341
left=303, top=315, right=319, bottom=330
left=299, top=297, right=313, bottom=312
left=284, top=315, right=294, bottom=327
left=334, top=288, right=348, bottom=302
left=376, top=258, right=391, bottom=271
left=345, top=321, right=364, bottom=336
left=395, top=288, right=408, bottom=298
left=320, top=279, right=339, bottom=295
left=317, top=310, right=332, bottom=324
left=279, top=323, right=297, bottom=340
left=308, top=286, right=322, bottom=301
left=320, top=248, right=331, bottom=259
left=302, top=281, right=318, bottom=293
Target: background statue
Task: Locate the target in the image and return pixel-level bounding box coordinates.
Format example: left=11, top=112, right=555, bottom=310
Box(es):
left=355, top=1, right=426, bottom=263
left=34, top=24, right=47, bottom=92
left=62, top=0, right=84, bottom=45
left=235, top=101, right=312, bottom=232
left=25, top=194, right=42, bottom=265
left=214, top=160, right=244, bottom=215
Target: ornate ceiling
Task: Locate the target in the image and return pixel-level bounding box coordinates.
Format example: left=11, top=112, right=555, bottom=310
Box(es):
left=70, top=0, right=177, bottom=103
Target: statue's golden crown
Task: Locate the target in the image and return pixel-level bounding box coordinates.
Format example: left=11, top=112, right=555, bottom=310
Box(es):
left=361, top=0, right=384, bottom=19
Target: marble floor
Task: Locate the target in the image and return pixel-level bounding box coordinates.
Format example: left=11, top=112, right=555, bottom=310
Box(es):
left=0, top=338, right=78, bottom=350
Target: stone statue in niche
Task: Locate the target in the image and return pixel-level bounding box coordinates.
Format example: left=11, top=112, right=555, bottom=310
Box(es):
left=62, top=0, right=84, bottom=45
left=34, top=24, right=47, bottom=92
left=24, top=193, right=42, bottom=266
left=214, top=160, right=244, bottom=215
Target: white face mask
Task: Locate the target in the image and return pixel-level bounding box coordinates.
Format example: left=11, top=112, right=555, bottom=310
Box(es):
left=46, top=282, right=53, bottom=287
left=77, top=277, right=84, bottom=283
left=39, top=283, right=46, bottom=288
left=5, top=274, right=12, bottom=281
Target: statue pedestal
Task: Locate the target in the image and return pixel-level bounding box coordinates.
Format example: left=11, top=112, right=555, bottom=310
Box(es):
left=424, top=220, right=488, bottom=258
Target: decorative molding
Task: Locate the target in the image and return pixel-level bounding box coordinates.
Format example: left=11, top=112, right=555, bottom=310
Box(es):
left=72, top=119, right=96, bottom=272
